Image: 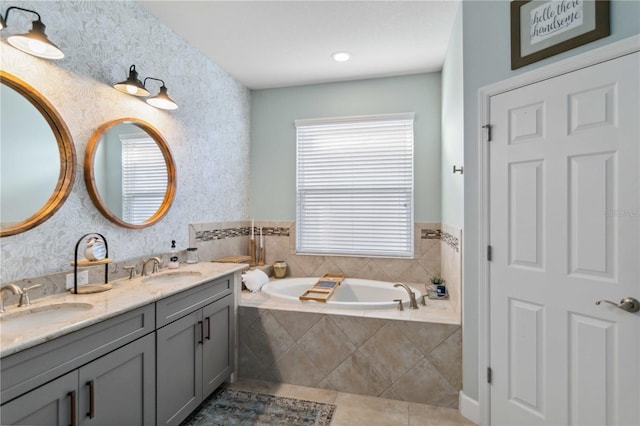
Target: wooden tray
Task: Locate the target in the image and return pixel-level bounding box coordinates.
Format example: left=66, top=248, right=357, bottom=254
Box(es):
left=69, top=258, right=112, bottom=267
left=70, top=283, right=112, bottom=294
left=213, top=255, right=252, bottom=263
left=299, top=273, right=345, bottom=303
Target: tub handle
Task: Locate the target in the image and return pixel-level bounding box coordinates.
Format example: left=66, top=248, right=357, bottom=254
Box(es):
left=393, top=299, right=404, bottom=311
left=419, top=294, right=427, bottom=306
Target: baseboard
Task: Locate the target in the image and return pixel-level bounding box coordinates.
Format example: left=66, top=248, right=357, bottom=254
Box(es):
left=459, top=391, right=480, bottom=424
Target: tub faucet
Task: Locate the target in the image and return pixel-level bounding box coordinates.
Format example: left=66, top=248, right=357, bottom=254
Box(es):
left=142, top=257, right=161, bottom=276
left=0, top=284, right=23, bottom=313
left=394, top=283, right=419, bottom=309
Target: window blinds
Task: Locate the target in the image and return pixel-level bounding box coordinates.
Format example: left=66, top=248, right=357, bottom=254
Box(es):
left=121, top=135, right=167, bottom=225
left=295, top=113, right=414, bottom=258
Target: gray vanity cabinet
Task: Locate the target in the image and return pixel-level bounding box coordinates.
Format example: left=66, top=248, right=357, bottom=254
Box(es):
left=0, top=371, right=76, bottom=425
left=202, top=295, right=234, bottom=397
left=155, top=276, right=234, bottom=426
left=156, top=310, right=203, bottom=425
left=77, top=332, right=156, bottom=425
left=0, top=305, right=155, bottom=426
left=1, top=333, right=155, bottom=426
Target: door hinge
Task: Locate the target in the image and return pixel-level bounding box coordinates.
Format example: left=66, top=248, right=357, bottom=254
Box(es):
left=482, top=124, right=492, bottom=141
left=487, top=367, right=492, bottom=384
left=487, top=245, right=492, bottom=261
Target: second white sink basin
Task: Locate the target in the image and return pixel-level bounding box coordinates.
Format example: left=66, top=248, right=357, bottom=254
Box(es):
left=141, top=271, right=202, bottom=286
left=0, top=303, right=94, bottom=335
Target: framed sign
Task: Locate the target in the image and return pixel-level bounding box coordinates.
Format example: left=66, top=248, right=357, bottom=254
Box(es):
left=511, top=0, right=610, bottom=69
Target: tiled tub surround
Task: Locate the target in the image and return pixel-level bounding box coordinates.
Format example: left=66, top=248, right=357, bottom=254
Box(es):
left=237, top=306, right=461, bottom=408
left=192, top=220, right=462, bottom=407
left=190, top=221, right=442, bottom=283
left=441, top=225, right=462, bottom=317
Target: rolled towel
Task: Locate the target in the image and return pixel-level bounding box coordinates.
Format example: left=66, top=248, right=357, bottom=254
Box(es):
left=242, top=269, right=270, bottom=292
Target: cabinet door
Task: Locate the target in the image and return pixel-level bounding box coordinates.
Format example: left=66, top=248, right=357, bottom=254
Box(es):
left=202, top=294, right=234, bottom=397
left=78, top=333, right=155, bottom=426
left=0, top=371, right=77, bottom=425
left=156, top=310, right=203, bottom=426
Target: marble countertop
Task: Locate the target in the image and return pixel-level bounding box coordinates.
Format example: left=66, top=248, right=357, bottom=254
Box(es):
left=0, top=262, right=248, bottom=358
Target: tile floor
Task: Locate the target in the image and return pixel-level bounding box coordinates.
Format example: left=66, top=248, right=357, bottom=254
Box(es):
left=227, top=378, right=476, bottom=426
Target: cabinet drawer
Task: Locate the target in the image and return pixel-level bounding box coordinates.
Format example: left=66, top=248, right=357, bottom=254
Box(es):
left=1, top=304, right=155, bottom=404
left=156, top=276, right=231, bottom=328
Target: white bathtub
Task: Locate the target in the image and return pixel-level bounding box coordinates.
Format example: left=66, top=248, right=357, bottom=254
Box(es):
left=261, top=277, right=422, bottom=309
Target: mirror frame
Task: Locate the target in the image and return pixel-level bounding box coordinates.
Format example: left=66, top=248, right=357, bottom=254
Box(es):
left=0, top=71, right=76, bottom=237
left=84, top=118, right=176, bottom=229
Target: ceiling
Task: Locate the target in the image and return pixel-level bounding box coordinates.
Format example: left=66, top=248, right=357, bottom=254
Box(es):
left=138, top=1, right=460, bottom=90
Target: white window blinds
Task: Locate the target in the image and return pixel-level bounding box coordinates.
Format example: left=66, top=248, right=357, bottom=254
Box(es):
left=121, top=134, right=167, bottom=225
left=295, top=113, right=414, bottom=258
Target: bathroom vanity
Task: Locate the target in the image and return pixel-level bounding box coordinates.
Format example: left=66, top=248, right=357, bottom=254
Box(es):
left=0, top=262, right=245, bottom=426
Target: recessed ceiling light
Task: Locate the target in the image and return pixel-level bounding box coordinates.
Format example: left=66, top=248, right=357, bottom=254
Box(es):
left=332, top=51, right=351, bottom=62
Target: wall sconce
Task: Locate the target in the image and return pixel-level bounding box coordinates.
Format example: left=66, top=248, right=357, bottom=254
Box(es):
left=144, top=77, right=178, bottom=110
left=0, top=6, right=64, bottom=60
left=113, top=65, right=178, bottom=110
left=113, top=65, right=150, bottom=96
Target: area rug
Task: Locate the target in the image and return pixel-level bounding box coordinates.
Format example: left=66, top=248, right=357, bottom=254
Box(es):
left=181, top=388, right=336, bottom=426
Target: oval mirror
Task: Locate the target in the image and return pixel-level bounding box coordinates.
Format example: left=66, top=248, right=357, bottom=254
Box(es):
left=0, top=71, right=76, bottom=237
left=84, top=118, right=176, bottom=228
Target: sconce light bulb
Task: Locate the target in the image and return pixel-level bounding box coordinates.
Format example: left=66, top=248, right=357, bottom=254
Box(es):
left=126, top=85, right=138, bottom=95
left=146, top=85, right=178, bottom=110
left=28, top=39, right=47, bottom=55
left=6, top=18, right=64, bottom=60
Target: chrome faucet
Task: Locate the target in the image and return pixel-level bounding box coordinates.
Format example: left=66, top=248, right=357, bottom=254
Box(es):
left=0, top=284, right=23, bottom=313
left=142, top=257, right=161, bottom=276
left=394, top=283, right=419, bottom=309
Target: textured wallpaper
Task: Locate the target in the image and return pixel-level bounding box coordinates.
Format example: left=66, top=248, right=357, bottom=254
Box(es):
left=0, top=1, right=250, bottom=281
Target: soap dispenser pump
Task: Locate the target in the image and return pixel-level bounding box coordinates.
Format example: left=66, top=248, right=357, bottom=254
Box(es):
left=168, top=240, right=179, bottom=269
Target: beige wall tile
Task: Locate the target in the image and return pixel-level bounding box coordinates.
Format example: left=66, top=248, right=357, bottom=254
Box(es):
left=397, top=321, right=460, bottom=356
left=298, top=317, right=356, bottom=376
left=383, top=357, right=458, bottom=407
left=272, top=344, right=327, bottom=388
left=270, top=310, right=323, bottom=340
left=359, top=323, right=423, bottom=383
left=242, top=310, right=296, bottom=367
left=326, top=350, right=390, bottom=397
left=330, top=315, right=387, bottom=347
left=427, top=328, right=462, bottom=389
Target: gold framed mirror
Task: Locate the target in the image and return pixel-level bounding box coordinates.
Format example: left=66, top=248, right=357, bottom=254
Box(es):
left=84, top=118, right=176, bottom=228
left=0, top=71, right=76, bottom=237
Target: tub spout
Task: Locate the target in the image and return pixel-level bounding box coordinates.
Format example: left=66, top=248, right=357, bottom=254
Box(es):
left=393, top=283, right=419, bottom=309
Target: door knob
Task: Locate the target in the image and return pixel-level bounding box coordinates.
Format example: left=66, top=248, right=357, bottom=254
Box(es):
left=595, top=297, right=640, bottom=313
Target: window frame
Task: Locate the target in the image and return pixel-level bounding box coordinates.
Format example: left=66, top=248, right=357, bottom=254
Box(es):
left=295, top=112, right=415, bottom=258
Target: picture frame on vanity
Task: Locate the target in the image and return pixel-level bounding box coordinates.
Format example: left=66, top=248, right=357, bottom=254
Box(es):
left=510, top=0, right=610, bottom=70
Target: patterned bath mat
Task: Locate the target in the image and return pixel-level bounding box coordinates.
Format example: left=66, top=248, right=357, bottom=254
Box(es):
left=181, top=388, right=336, bottom=426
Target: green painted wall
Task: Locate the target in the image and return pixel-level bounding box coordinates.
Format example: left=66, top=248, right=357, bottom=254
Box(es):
left=441, top=5, right=464, bottom=230
left=250, top=73, right=442, bottom=222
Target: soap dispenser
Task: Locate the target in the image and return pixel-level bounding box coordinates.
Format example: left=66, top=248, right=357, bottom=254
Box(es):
left=168, top=240, right=179, bottom=269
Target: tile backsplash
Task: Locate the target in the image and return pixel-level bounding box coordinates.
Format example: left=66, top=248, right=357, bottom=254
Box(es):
left=190, top=221, right=442, bottom=285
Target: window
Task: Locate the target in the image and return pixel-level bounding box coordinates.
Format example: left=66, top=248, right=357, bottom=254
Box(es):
left=121, top=134, right=167, bottom=224
left=295, top=113, right=414, bottom=258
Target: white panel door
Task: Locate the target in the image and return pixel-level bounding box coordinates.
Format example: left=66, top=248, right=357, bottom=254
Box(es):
left=489, top=52, right=639, bottom=425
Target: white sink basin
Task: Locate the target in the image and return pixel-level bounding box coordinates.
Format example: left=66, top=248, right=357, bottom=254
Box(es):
left=141, top=271, right=202, bottom=286
left=0, top=303, right=94, bottom=335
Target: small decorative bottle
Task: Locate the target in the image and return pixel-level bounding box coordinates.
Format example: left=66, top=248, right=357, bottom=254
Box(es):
left=168, top=240, right=179, bottom=269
